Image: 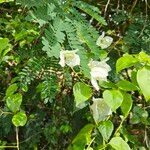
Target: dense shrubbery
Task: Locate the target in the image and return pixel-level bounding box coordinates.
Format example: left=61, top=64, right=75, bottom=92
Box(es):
left=0, top=0, right=150, bottom=149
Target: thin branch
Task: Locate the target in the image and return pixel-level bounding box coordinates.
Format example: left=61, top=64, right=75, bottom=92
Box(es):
left=130, top=0, right=138, bottom=14
left=0, top=146, right=17, bottom=148
left=16, top=127, right=20, bottom=150
left=114, top=117, right=126, bottom=136
left=0, top=108, right=13, bottom=116
left=104, top=0, right=111, bottom=17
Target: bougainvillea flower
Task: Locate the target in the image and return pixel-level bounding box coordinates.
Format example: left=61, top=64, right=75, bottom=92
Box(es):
left=59, top=50, right=80, bottom=67
left=96, top=32, right=113, bottom=49
left=88, top=59, right=111, bottom=91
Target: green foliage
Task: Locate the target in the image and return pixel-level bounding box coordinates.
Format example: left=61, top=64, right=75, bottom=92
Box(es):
left=98, top=120, right=114, bottom=142
left=117, top=80, right=138, bottom=91
left=0, top=0, right=150, bottom=149
left=68, top=124, right=94, bottom=150
left=6, top=93, right=22, bottom=113
left=137, top=66, right=150, bottom=101
left=121, top=92, right=132, bottom=117
left=12, top=112, right=27, bottom=127
left=73, top=82, right=92, bottom=107
left=109, top=137, right=130, bottom=150
left=103, top=90, right=123, bottom=112
left=116, top=54, right=138, bottom=73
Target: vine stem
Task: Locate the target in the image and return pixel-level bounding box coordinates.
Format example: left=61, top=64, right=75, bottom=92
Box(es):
left=86, top=137, right=95, bottom=149
left=0, top=146, right=17, bottom=148
left=104, top=0, right=111, bottom=17
left=16, top=127, right=20, bottom=150
left=99, top=144, right=108, bottom=150
left=114, top=117, right=125, bottom=136
left=0, top=108, right=12, bottom=116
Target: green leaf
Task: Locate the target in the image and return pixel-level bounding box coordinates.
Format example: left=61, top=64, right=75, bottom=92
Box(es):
left=68, top=124, right=94, bottom=150
left=79, top=51, right=91, bottom=78
left=6, top=84, right=18, bottom=97
left=6, top=93, right=22, bottom=113
left=0, top=38, right=11, bottom=61
left=12, top=112, right=27, bottom=127
left=99, top=81, right=117, bottom=89
left=109, top=137, right=130, bottom=150
left=138, top=51, right=150, bottom=64
left=117, top=80, right=138, bottom=91
left=103, top=90, right=123, bottom=112
left=99, top=50, right=108, bottom=60
left=74, top=1, right=107, bottom=26
left=98, top=120, right=114, bottom=141
left=42, top=37, right=60, bottom=58
left=90, top=98, right=112, bottom=123
left=121, top=92, right=132, bottom=117
left=116, top=54, right=138, bottom=73
left=0, top=0, right=13, bottom=3
left=137, top=67, right=150, bottom=101
left=73, top=82, right=92, bottom=107
left=130, top=106, right=148, bottom=124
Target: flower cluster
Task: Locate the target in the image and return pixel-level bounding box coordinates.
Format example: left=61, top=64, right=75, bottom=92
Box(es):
left=59, top=33, right=113, bottom=91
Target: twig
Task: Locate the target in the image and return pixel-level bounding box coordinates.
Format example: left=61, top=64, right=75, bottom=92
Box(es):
left=0, top=146, right=17, bottom=148
left=0, top=108, right=13, bottom=116
left=116, top=0, right=120, bottom=14
left=130, top=0, right=138, bottom=14
left=86, top=137, right=95, bottom=149
left=114, top=117, right=126, bottom=136
left=16, top=127, right=19, bottom=150
left=104, top=0, right=111, bottom=17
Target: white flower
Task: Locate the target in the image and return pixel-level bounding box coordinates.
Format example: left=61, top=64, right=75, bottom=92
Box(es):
left=90, top=97, right=112, bottom=123
left=96, top=32, right=113, bottom=49
left=59, top=50, right=80, bottom=67
left=88, top=58, right=111, bottom=91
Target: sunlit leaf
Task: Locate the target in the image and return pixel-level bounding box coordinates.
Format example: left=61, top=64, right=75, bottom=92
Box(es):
left=117, top=80, right=138, bottom=91
left=116, top=54, right=138, bottom=73
left=109, top=137, right=130, bottom=150
left=98, top=120, right=114, bottom=141
left=12, top=112, right=27, bottom=127
left=6, top=84, right=18, bottom=97
left=68, top=124, right=94, bottom=150
left=103, top=90, right=123, bottom=112
left=6, top=93, right=22, bottom=112
left=121, top=92, right=132, bottom=117
left=137, top=66, right=150, bottom=101
left=73, top=82, right=92, bottom=107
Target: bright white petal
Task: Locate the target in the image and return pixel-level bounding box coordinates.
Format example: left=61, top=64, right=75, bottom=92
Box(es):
left=91, top=67, right=109, bottom=79
left=59, top=50, right=80, bottom=67
left=91, top=77, right=99, bottom=91
left=66, top=53, right=80, bottom=67
left=89, top=59, right=111, bottom=89
left=59, top=51, right=65, bottom=67
left=74, top=54, right=80, bottom=65
left=96, top=32, right=105, bottom=46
